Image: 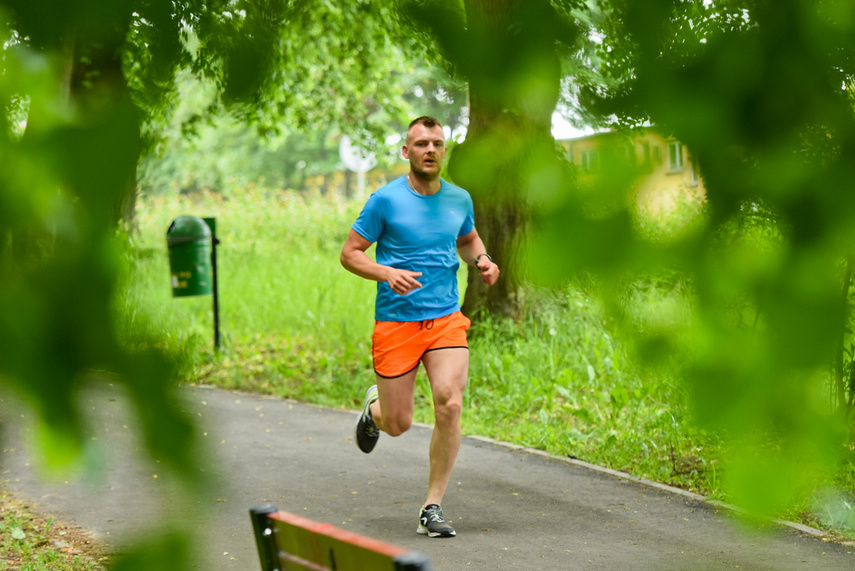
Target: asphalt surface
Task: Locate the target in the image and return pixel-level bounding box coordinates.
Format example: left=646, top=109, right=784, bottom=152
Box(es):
left=1, top=383, right=854, bottom=570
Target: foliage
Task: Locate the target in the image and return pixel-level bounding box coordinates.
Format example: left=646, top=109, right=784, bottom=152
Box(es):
left=1, top=1, right=441, bottom=570
left=124, top=0, right=426, bottom=145
left=137, top=66, right=468, bottom=196
left=7, top=1, right=855, bottom=563
left=463, top=283, right=724, bottom=494
left=552, top=0, right=623, bottom=131
left=528, top=0, right=855, bottom=520
left=1, top=12, right=204, bottom=569
left=402, top=0, right=588, bottom=316
left=0, top=10, right=198, bottom=473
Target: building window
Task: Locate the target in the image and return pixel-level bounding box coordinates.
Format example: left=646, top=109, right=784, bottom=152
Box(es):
left=653, top=146, right=661, bottom=164
left=668, top=141, right=683, bottom=172
left=580, top=149, right=599, bottom=173
left=690, top=155, right=701, bottom=186
left=641, top=142, right=651, bottom=166
left=624, top=144, right=636, bottom=165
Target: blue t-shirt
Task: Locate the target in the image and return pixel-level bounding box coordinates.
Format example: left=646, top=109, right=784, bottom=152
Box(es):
left=352, top=175, right=475, bottom=322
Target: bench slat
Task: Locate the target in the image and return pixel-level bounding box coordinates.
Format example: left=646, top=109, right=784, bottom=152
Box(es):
left=250, top=504, right=431, bottom=571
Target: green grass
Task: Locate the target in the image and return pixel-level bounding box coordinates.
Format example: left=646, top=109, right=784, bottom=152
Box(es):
left=0, top=491, right=106, bottom=570
left=116, top=185, right=854, bottom=537
left=119, top=186, right=374, bottom=361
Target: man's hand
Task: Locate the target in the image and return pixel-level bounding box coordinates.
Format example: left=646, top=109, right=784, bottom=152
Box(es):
left=386, top=268, right=423, bottom=295
left=476, top=258, right=499, bottom=286
left=341, top=230, right=424, bottom=295
left=456, top=229, right=500, bottom=287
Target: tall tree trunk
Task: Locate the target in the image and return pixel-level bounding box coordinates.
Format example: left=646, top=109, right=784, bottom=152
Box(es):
left=453, top=0, right=562, bottom=319
left=10, top=32, right=83, bottom=263
left=841, top=256, right=855, bottom=419
left=65, top=30, right=141, bottom=233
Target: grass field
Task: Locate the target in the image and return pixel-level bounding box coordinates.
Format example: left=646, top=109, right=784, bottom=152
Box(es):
left=114, top=185, right=854, bottom=538
left=120, top=187, right=718, bottom=488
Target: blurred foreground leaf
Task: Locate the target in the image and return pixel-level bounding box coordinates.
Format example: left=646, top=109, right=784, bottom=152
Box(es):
left=528, top=0, right=855, bottom=519
left=109, top=531, right=191, bottom=571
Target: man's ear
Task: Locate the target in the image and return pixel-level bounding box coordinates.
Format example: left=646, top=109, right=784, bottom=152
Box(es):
left=402, top=144, right=410, bottom=159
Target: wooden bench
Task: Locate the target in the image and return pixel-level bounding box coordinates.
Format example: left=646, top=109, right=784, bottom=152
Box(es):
left=250, top=504, right=432, bottom=571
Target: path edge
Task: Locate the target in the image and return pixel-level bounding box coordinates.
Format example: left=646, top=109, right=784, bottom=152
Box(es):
left=462, top=433, right=855, bottom=548
left=201, top=384, right=855, bottom=548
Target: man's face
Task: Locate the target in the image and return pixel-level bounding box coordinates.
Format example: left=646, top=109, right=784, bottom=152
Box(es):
left=403, top=123, right=446, bottom=179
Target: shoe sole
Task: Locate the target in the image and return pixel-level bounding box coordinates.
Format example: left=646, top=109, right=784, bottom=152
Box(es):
left=354, top=386, right=379, bottom=453
left=416, top=524, right=456, bottom=538
left=353, top=416, right=378, bottom=453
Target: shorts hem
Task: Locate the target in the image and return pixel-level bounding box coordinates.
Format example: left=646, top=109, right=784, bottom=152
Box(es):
left=374, top=362, right=420, bottom=379
left=423, top=346, right=469, bottom=354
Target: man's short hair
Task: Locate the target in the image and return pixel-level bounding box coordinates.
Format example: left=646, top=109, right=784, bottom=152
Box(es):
left=408, top=116, right=443, bottom=131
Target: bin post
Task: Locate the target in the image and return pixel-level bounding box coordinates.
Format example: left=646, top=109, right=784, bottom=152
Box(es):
left=203, top=217, right=221, bottom=352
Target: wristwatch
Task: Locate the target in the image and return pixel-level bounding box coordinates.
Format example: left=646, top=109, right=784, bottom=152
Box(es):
left=475, top=253, right=492, bottom=267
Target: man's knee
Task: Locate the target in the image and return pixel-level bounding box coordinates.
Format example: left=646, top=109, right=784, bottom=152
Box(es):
left=384, top=414, right=413, bottom=437
left=434, top=391, right=463, bottom=422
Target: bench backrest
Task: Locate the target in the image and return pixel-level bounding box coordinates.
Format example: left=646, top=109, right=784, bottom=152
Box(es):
left=250, top=504, right=432, bottom=571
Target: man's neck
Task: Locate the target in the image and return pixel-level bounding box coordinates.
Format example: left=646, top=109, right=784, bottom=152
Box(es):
left=407, top=172, right=441, bottom=196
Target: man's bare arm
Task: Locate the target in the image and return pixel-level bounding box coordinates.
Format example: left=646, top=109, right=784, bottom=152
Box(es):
left=456, top=229, right=499, bottom=286
left=340, top=229, right=423, bottom=295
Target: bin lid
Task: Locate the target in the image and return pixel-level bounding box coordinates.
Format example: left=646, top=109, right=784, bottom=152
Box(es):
left=167, top=216, right=211, bottom=246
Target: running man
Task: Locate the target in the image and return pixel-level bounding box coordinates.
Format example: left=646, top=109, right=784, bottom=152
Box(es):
left=340, top=116, right=499, bottom=538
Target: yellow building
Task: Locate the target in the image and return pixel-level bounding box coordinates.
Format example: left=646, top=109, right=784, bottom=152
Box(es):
left=561, top=128, right=705, bottom=218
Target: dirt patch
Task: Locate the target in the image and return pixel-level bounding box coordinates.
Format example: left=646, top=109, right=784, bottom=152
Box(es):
left=0, top=490, right=109, bottom=569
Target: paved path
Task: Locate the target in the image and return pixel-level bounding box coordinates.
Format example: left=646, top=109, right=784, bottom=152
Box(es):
left=1, top=384, right=853, bottom=570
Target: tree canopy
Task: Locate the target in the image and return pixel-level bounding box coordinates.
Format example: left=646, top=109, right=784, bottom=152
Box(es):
left=531, top=0, right=855, bottom=516
left=0, top=1, right=444, bottom=567
left=0, top=0, right=437, bottom=450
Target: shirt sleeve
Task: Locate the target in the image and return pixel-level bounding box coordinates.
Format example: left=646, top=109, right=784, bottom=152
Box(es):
left=458, top=193, right=475, bottom=236
left=352, top=191, right=384, bottom=243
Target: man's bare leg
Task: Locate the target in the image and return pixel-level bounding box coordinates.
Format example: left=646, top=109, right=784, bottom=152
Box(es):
left=371, top=368, right=418, bottom=436
left=421, top=348, right=469, bottom=507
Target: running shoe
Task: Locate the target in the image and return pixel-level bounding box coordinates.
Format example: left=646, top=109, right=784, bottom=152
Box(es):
left=354, top=385, right=379, bottom=453
left=417, top=504, right=456, bottom=538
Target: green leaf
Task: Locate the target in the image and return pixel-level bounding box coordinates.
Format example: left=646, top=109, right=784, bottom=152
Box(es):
left=610, top=385, right=629, bottom=410
left=555, top=385, right=574, bottom=400
left=569, top=406, right=596, bottom=425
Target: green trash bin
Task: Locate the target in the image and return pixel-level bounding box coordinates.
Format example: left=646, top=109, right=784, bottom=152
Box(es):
left=167, top=216, right=212, bottom=297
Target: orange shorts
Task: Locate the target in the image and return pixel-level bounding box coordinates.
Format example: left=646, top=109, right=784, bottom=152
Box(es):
left=372, top=311, right=471, bottom=378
